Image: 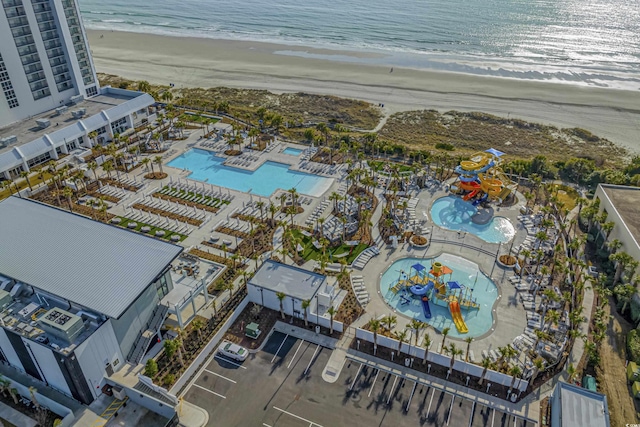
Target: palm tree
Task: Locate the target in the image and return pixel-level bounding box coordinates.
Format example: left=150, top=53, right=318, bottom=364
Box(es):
left=88, top=131, right=98, bottom=147
left=422, top=333, right=432, bottom=363
left=382, top=314, right=397, bottom=333
left=396, top=329, right=408, bottom=355
left=255, top=200, right=265, bottom=222
left=614, top=283, right=636, bottom=314
left=447, top=343, right=462, bottom=373
left=276, top=292, right=286, bottom=319
left=102, top=160, right=114, bottom=179
left=508, top=365, right=522, bottom=393
left=191, top=318, right=204, bottom=341
left=610, top=251, right=633, bottom=285
left=327, top=306, right=336, bottom=334
left=478, top=357, right=492, bottom=385
left=369, top=319, right=381, bottom=352
left=19, top=170, right=33, bottom=191
left=302, top=299, right=311, bottom=327
left=519, top=249, right=531, bottom=278
left=440, top=327, right=450, bottom=354
left=529, top=357, right=545, bottom=386
left=62, top=187, right=74, bottom=212
left=566, top=363, right=577, bottom=383
left=154, top=155, right=164, bottom=174
left=464, top=337, right=474, bottom=362
left=410, top=319, right=426, bottom=347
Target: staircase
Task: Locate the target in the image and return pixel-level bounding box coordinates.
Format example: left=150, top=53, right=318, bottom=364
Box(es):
left=127, top=304, right=169, bottom=365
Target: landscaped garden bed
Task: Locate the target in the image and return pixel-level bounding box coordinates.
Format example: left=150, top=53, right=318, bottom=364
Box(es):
left=410, top=234, right=428, bottom=248
left=153, top=192, right=220, bottom=213
left=144, top=172, right=168, bottom=180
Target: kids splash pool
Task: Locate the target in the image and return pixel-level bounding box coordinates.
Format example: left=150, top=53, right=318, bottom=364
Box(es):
left=380, top=254, right=498, bottom=338
left=167, top=148, right=332, bottom=197
left=430, top=196, right=515, bottom=243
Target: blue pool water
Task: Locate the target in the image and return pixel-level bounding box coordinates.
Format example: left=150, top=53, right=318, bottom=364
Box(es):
left=380, top=254, right=498, bottom=338
left=430, top=196, right=515, bottom=243
left=283, top=147, right=303, bottom=156
left=167, top=149, right=333, bottom=197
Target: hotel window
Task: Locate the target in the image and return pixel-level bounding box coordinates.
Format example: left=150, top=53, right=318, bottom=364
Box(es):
left=85, top=86, right=97, bottom=97
left=156, top=274, right=169, bottom=299
left=0, top=54, right=19, bottom=109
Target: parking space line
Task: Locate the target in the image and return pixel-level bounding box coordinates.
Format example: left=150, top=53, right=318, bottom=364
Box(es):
left=491, top=407, right=495, bottom=427
left=192, top=384, right=226, bottom=399
left=446, top=394, right=454, bottom=425
left=303, top=344, right=320, bottom=375
left=213, top=354, right=247, bottom=369
left=386, top=375, right=398, bottom=405
left=288, top=339, right=305, bottom=369
left=262, top=424, right=272, bottom=427
left=468, top=401, right=476, bottom=427
left=368, top=369, right=379, bottom=397
left=349, top=363, right=363, bottom=391
left=271, top=334, right=289, bottom=363
left=406, top=381, right=417, bottom=412
left=426, top=387, right=436, bottom=415
left=273, top=406, right=323, bottom=427
left=204, top=369, right=236, bottom=383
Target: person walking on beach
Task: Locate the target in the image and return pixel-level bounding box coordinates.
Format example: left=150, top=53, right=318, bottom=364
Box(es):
left=390, top=67, right=393, bottom=73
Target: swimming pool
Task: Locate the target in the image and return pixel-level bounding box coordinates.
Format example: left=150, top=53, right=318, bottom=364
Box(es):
left=380, top=254, right=498, bottom=338
left=167, top=149, right=333, bottom=197
left=283, top=147, right=303, bottom=156
left=430, top=196, right=515, bottom=243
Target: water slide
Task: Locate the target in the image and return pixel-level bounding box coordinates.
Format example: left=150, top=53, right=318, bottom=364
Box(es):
left=458, top=180, right=481, bottom=192
left=409, top=281, right=434, bottom=296
left=455, top=161, right=495, bottom=175
left=472, top=193, right=488, bottom=206
left=421, top=297, right=432, bottom=319
left=449, top=300, right=469, bottom=334
left=478, top=174, right=503, bottom=197
left=463, top=190, right=478, bottom=201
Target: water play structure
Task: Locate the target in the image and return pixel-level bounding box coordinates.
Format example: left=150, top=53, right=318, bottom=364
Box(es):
left=453, top=148, right=514, bottom=204
left=390, top=261, right=479, bottom=333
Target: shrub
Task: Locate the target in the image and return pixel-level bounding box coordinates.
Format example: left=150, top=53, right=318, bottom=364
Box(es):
left=144, top=359, right=158, bottom=377
left=627, top=329, right=640, bottom=364
left=163, top=374, right=175, bottom=387
left=435, top=142, right=454, bottom=151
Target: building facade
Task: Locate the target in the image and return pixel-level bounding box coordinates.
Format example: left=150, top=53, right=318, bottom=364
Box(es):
left=0, top=0, right=99, bottom=128
left=0, top=197, right=183, bottom=404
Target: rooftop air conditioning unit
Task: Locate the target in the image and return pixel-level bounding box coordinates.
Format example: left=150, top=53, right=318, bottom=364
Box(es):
left=37, top=308, right=84, bottom=345
left=36, top=119, right=50, bottom=129
left=70, top=94, right=83, bottom=105
left=55, top=106, right=68, bottom=116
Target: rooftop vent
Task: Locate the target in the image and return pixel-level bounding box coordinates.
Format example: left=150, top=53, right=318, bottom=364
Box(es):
left=37, top=308, right=84, bottom=345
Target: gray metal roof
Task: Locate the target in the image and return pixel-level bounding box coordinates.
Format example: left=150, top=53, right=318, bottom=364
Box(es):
left=551, top=382, right=610, bottom=427
left=0, top=197, right=182, bottom=319
left=249, top=259, right=326, bottom=301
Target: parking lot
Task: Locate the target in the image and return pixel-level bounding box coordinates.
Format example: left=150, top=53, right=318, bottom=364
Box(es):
left=182, top=331, right=535, bottom=426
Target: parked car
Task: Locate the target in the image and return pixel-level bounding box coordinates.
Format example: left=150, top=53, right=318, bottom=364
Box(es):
left=217, top=341, right=248, bottom=361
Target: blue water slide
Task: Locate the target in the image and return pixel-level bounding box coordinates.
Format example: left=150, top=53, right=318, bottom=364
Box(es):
left=421, top=297, right=432, bottom=319
left=409, top=281, right=434, bottom=296
left=472, top=193, right=489, bottom=206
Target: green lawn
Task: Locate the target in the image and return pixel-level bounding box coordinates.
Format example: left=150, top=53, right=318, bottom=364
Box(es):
left=115, top=217, right=188, bottom=242
left=291, top=229, right=368, bottom=264
left=160, top=186, right=231, bottom=207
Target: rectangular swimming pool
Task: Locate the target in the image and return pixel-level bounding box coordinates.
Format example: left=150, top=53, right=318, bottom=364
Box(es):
left=283, top=147, right=303, bottom=156
left=167, top=149, right=333, bottom=197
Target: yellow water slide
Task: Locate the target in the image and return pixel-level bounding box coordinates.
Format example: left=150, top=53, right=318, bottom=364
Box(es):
left=449, top=300, right=469, bottom=334
left=478, top=173, right=503, bottom=198
left=460, top=155, right=490, bottom=171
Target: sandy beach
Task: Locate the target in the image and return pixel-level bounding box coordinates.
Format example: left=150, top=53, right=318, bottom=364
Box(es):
left=87, top=30, right=640, bottom=154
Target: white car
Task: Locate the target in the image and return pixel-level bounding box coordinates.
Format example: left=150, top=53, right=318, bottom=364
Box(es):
left=217, top=341, right=248, bottom=361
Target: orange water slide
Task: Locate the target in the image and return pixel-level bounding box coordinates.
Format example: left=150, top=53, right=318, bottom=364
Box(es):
left=458, top=181, right=481, bottom=192
left=449, top=300, right=469, bottom=334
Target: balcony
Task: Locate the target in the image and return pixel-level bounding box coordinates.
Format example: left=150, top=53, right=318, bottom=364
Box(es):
left=49, top=57, right=66, bottom=67
left=51, top=64, right=68, bottom=75
left=30, top=81, right=49, bottom=92
left=32, top=88, right=51, bottom=100
left=24, top=64, right=44, bottom=75
left=2, top=0, right=22, bottom=7
left=18, top=45, right=38, bottom=56
left=21, top=55, right=42, bottom=66
left=15, top=36, right=35, bottom=47
left=4, top=7, right=24, bottom=18
left=43, top=40, right=62, bottom=50
left=27, top=72, right=46, bottom=84
left=38, top=23, right=56, bottom=32
left=40, top=30, right=59, bottom=42
left=8, top=17, right=30, bottom=28
left=11, top=27, right=31, bottom=38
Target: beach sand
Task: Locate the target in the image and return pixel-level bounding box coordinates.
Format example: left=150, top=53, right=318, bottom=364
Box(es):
left=87, top=30, right=640, bottom=154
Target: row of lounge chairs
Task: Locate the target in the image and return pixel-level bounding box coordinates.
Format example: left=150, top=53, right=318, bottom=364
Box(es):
left=350, top=275, right=369, bottom=306
left=125, top=211, right=192, bottom=235
left=300, top=147, right=318, bottom=161
left=352, top=246, right=380, bottom=269
left=306, top=200, right=330, bottom=226
left=136, top=198, right=208, bottom=222
left=99, top=185, right=128, bottom=199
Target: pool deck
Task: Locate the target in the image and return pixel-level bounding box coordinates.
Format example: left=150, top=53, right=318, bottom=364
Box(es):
left=353, top=181, right=531, bottom=356
left=104, top=125, right=532, bottom=358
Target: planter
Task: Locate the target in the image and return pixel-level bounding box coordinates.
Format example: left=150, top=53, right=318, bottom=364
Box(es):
left=410, top=235, right=429, bottom=248
left=144, top=172, right=168, bottom=180
left=497, top=254, right=517, bottom=269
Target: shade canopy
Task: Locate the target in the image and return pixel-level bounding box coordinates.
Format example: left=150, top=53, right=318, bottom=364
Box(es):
left=447, top=281, right=462, bottom=289
left=485, top=148, right=505, bottom=158
left=411, top=263, right=426, bottom=272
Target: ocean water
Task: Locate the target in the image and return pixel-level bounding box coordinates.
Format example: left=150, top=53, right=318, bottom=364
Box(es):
left=80, top=0, right=640, bottom=89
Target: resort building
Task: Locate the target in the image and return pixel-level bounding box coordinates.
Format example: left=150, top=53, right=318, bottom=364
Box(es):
left=593, top=184, right=640, bottom=271
left=550, top=381, right=610, bottom=427
left=248, top=260, right=345, bottom=330
left=0, top=0, right=99, bottom=127
left=0, top=86, right=156, bottom=179
left=0, top=196, right=183, bottom=404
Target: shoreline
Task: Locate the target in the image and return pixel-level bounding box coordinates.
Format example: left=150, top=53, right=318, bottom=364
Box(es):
left=87, top=30, right=640, bottom=155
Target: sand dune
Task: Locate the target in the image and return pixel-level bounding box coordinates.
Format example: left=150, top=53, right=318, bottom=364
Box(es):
left=87, top=30, right=640, bottom=155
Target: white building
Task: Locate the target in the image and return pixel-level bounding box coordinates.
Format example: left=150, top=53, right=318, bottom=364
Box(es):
left=247, top=260, right=345, bottom=332
left=550, top=381, right=610, bottom=427
left=0, top=0, right=99, bottom=127
left=0, top=196, right=183, bottom=404
left=0, top=86, right=156, bottom=179
left=593, top=184, right=640, bottom=273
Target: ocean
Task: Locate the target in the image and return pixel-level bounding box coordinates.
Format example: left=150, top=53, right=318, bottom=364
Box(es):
left=79, top=0, right=640, bottom=90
